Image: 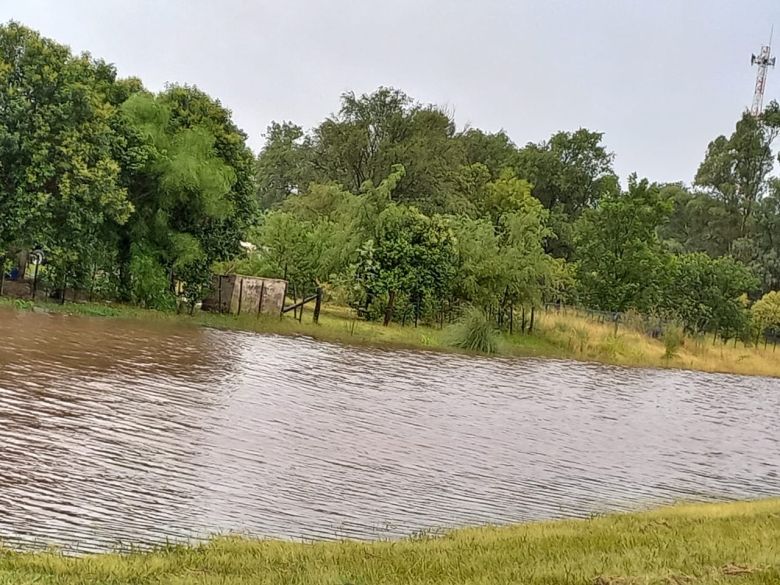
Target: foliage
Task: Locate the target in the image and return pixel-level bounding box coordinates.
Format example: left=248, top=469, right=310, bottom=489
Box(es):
left=0, top=22, right=131, bottom=273
left=662, top=324, right=684, bottom=360
left=354, top=203, right=457, bottom=325
left=575, top=176, right=673, bottom=312
left=451, top=307, right=499, bottom=353
left=660, top=253, right=757, bottom=336
left=255, top=121, right=310, bottom=209
left=129, top=247, right=175, bottom=310
left=695, top=110, right=778, bottom=239
left=752, top=291, right=780, bottom=338
left=0, top=22, right=775, bottom=352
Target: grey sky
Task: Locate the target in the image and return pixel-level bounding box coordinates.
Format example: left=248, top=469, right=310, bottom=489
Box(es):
left=2, top=0, right=778, bottom=184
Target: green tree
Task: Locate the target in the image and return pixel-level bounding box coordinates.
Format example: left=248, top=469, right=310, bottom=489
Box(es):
left=752, top=290, right=780, bottom=339
left=456, top=128, right=519, bottom=178
left=661, top=253, right=757, bottom=336
left=658, top=184, right=738, bottom=257
left=516, top=129, right=618, bottom=258
left=575, top=176, right=673, bottom=312
left=308, top=88, right=463, bottom=214
left=0, top=22, right=131, bottom=287
left=354, top=204, right=456, bottom=325
left=695, top=110, right=778, bottom=240
left=255, top=121, right=311, bottom=209
left=118, top=86, right=254, bottom=307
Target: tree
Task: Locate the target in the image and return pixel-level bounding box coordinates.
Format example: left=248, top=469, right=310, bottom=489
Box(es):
left=516, top=129, right=618, bottom=258
left=354, top=204, right=456, bottom=325
left=456, top=128, right=519, bottom=178
left=575, top=176, right=673, bottom=312
left=658, top=184, right=738, bottom=257
left=733, top=178, right=780, bottom=293
left=0, top=22, right=131, bottom=287
left=308, top=88, right=463, bottom=214
left=118, top=86, right=255, bottom=307
left=517, top=129, right=617, bottom=216
left=661, top=253, right=757, bottom=336
left=752, top=291, right=780, bottom=339
left=695, top=110, right=778, bottom=240
left=255, top=121, right=311, bottom=209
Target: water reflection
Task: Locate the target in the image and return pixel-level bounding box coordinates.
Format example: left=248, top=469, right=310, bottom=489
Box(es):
left=0, top=307, right=778, bottom=552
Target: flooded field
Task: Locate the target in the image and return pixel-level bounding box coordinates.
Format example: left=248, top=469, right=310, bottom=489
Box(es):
left=1, top=308, right=778, bottom=552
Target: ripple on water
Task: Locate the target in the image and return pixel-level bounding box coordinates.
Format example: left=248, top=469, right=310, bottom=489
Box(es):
left=0, top=307, right=779, bottom=552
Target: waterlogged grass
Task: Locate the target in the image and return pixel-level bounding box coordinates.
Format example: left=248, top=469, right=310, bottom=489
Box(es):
left=1, top=500, right=779, bottom=584
left=3, top=297, right=780, bottom=377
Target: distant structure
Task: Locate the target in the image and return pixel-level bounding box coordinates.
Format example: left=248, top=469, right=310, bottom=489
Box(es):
left=750, top=28, right=776, bottom=117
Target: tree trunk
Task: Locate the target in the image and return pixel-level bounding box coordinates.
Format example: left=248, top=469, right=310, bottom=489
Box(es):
left=383, top=290, right=396, bottom=326
left=117, top=233, right=132, bottom=302
left=529, top=306, right=535, bottom=333
left=16, top=249, right=28, bottom=281
left=509, top=303, right=513, bottom=335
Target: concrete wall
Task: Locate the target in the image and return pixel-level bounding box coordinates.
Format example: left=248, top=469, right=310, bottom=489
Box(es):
left=202, top=274, right=287, bottom=316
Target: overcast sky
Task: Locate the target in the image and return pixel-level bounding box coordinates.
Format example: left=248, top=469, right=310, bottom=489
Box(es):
left=1, top=0, right=779, bottom=184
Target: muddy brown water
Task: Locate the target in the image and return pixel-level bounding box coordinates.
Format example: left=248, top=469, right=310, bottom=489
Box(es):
left=0, top=307, right=779, bottom=552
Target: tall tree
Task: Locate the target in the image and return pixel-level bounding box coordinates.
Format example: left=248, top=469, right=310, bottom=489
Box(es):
left=575, top=176, right=673, bottom=312
left=516, top=129, right=618, bottom=259
left=255, top=121, right=310, bottom=209
left=118, top=87, right=255, bottom=306
left=694, top=108, right=778, bottom=240
left=0, top=22, right=131, bottom=284
left=307, top=87, right=463, bottom=214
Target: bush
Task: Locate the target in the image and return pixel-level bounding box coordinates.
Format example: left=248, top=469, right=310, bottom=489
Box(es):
left=130, top=251, right=175, bottom=311
left=451, top=307, right=499, bottom=354
left=662, top=324, right=684, bottom=360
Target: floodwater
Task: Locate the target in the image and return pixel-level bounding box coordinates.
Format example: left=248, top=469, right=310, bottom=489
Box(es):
left=0, top=308, right=778, bottom=553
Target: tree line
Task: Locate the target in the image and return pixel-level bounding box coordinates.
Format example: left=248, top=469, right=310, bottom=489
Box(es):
left=2, top=23, right=780, bottom=341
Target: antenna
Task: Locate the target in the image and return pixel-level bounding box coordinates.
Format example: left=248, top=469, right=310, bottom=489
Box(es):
left=750, top=28, right=776, bottom=117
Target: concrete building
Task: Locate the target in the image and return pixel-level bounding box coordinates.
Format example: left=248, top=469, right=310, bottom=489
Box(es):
left=202, top=274, right=287, bottom=316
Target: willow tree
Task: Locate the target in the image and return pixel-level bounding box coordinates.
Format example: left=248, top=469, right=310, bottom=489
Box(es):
left=118, top=87, right=255, bottom=307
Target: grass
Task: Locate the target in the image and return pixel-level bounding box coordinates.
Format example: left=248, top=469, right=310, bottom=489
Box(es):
left=2, top=296, right=780, bottom=378
left=450, top=307, right=500, bottom=354
left=1, top=500, right=779, bottom=584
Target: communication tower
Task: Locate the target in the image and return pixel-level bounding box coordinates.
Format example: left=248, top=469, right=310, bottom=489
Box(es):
left=751, top=28, right=776, bottom=116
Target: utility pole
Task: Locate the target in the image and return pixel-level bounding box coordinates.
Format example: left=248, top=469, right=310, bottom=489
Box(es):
left=750, top=27, right=776, bottom=117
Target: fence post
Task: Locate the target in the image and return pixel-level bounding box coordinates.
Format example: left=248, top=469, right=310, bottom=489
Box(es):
left=281, top=281, right=288, bottom=319
left=313, top=287, right=322, bottom=324
left=237, top=277, right=243, bottom=316
left=32, top=262, right=39, bottom=300
left=60, top=271, right=67, bottom=305
left=529, top=306, right=535, bottom=333
left=509, top=303, right=514, bottom=335
left=257, top=281, right=265, bottom=317
left=218, top=275, right=223, bottom=314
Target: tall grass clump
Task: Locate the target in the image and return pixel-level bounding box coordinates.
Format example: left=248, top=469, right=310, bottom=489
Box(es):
left=451, top=307, right=499, bottom=354
left=663, top=323, right=685, bottom=361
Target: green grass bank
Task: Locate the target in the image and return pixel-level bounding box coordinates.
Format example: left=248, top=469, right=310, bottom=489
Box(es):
left=1, top=500, right=778, bottom=584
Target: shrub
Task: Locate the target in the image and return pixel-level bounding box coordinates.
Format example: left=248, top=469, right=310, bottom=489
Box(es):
left=451, top=307, right=499, bottom=354
left=130, top=251, right=175, bottom=311
left=662, top=324, right=684, bottom=361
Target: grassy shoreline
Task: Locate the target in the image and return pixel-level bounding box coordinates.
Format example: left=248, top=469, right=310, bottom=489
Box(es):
left=2, top=296, right=780, bottom=378
left=1, top=500, right=779, bottom=584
